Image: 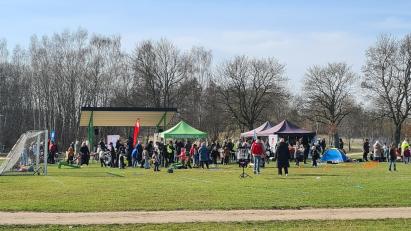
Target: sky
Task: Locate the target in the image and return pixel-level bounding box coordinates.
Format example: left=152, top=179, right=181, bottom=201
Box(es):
left=1, top=0, right=411, bottom=88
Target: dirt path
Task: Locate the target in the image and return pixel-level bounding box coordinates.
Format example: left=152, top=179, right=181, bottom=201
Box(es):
left=1, top=207, right=411, bottom=225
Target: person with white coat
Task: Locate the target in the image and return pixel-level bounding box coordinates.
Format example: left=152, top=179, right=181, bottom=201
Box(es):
left=373, top=141, right=383, bottom=162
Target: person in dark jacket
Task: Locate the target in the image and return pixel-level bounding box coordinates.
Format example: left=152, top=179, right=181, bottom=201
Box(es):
left=99, top=139, right=107, bottom=151
left=48, top=141, right=58, bottom=164
left=210, top=144, right=219, bottom=167
left=389, top=143, right=397, bottom=171
left=175, top=141, right=184, bottom=162
left=115, top=140, right=121, bottom=151
left=198, top=142, right=209, bottom=169
left=135, top=140, right=143, bottom=168
left=79, top=142, right=90, bottom=166
left=165, top=140, right=175, bottom=166
left=320, top=138, right=326, bottom=154
left=276, top=138, right=290, bottom=176
left=147, top=141, right=154, bottom=155
left=115, top=141, right=124, bottom=167
left=157, top=140, right=166, bottom=166
left=339, top=138, right=344, bottom=150
left=303, top=143, right=310, bottom=164
left=363, top=139, right=370, bottom=162
left=126, top=138, right=133, bottom=167
left=311, top=144, right=320, bottom=167
left=109, top=142, right=116, bottom=167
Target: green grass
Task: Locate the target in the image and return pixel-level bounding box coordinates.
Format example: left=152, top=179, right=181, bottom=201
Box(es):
left=1, top=220, right=411, bottom=230
left=0, top=161, right=410, bottom=212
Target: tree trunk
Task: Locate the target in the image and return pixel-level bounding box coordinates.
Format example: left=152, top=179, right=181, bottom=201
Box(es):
left=333, top=132, right=339, bottom=148
left=394, top=124, right=402, bottom=147
left=248, top=122, right=254, bottom=132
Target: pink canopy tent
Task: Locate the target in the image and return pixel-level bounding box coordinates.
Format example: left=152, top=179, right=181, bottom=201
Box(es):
left=240, top=121, right=273, bottom=138
left=257, top=120, right=316, bottom=137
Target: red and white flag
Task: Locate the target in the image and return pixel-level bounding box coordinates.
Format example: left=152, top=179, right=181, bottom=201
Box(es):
left=133, top=119, right=140, bottom=147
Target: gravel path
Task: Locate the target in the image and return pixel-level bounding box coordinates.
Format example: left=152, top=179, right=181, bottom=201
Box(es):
left=1, top=207, right=411, bottom=225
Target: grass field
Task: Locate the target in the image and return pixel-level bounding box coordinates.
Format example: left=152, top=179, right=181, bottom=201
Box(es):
left=0, top=160, right=410, bottom=212
left=1, top=219, right=411, bottom=230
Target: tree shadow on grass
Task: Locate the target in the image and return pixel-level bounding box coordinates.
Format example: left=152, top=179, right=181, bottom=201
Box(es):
left=48, top=171, right=120, bottom=177
left=276, top=177, right=305, bottom=180
left=292, top=173, right=342, bottom=177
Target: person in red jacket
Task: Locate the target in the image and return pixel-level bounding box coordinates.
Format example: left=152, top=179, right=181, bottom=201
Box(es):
left=251, top=139, right=264, bottom=174
left=48, top=141, right=58, bottom=164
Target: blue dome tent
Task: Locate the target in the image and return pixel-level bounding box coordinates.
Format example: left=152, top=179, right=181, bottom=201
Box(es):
left=321, top=148, right=348, bottom=163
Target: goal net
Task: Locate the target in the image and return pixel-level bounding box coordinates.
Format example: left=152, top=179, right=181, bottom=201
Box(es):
left=0, top=130, right=48, bottom=176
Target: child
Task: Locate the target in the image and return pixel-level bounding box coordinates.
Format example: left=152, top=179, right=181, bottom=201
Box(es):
left=118, top=146, right=126, bottom=169
left=152, top=151, right=160, bottom=172
left=185, top=146, right=192, bottom=169
left=294, top=142, right=303, bottom=167
left=179, top=147, right=188, bottom=166
left=143, top=147, right=150, bottom=169
left=98, top=147, right=106, bottom=167
left=67, top=146, right=75, bottom=165
left=190, top=144, right=199, bottom=167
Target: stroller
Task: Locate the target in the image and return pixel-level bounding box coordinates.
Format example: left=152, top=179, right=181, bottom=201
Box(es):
left=118, top=153, right=126, bottom=169
left=99, top=151, right=112, bottom=167
left=262, top=149, right=273, bottom=167
left=237, top=148, right=250, bottom=167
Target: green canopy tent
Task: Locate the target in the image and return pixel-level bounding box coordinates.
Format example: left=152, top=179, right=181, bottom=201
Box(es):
left=159, top=121, right=207, bottom=139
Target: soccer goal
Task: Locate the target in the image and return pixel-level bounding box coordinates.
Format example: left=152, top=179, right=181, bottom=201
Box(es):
left=0, top=130, right=48, bottom=176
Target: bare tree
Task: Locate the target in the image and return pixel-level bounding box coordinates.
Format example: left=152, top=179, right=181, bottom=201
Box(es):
left=186, top=47, right=212, bottom=129
left=27, top=29, right=128, bottom=147
left=0, top=30, right=367, bottom=150
left=302, top=62, right=356, bottom=147
left=362, top=34, right=411, bottom=145
left=30, top=29, right=90, bottom=145
left=0, top=43, right=33, bottom=147
left=216, top=56, right=287, bottom=131
left=131, top=39, right=189, bottom=108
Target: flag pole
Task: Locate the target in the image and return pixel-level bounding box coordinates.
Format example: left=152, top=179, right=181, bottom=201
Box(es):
left=88, top=111, right=94, bottom=151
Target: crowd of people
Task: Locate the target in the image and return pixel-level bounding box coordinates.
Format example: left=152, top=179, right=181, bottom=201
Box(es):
left=91, top=138, right=241, bottom=171
left=54, top=135, right=334, bottom=175
left=84, top=136, right=323, bottom=176
left=52, top=134, right=411, bottom=175
left=361, top=138, right=411, bottom=172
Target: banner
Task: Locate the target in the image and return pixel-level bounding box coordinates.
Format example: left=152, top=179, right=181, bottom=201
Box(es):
left=268, top=135, right=278, bottom=151
left=107, top=135, right=120, bottom=148
left=133, top=119, right=141, bottom=147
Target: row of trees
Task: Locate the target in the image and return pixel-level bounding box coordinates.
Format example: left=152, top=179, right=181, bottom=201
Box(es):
left=0, top=29, right=410, bottom=150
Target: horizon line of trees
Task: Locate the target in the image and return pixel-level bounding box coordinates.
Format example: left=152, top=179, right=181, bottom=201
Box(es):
left=1, top=29, right=410, bottom=150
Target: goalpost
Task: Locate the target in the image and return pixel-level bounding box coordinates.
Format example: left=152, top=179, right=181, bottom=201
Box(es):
left=0, top=130, right=48, bottom=176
